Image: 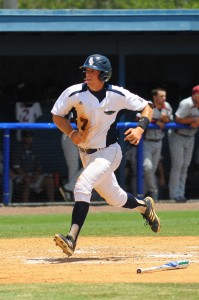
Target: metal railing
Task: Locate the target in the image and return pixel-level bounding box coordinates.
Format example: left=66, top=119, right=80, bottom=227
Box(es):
left=0, top=122, right=191, bottom=205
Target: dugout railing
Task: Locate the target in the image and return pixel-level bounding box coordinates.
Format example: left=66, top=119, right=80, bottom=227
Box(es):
left=0, top=122, right=193, bottom=205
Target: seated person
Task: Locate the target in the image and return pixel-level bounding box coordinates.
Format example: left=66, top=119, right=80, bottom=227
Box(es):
left=11, top=130, right=55, bottom=202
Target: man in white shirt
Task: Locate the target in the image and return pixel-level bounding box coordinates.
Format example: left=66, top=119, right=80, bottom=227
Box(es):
left=168, top=85, right=199, bottom=202
left=15, top=100, right=42, bottom=141
left=51, top=54, right=160, bottom=257
left=143, top=87, right=173, bottom=200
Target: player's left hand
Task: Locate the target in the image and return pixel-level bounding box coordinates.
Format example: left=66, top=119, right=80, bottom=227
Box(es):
left=124, top=127, right=144, bottom=145
left=156, top=120, right=165, bottom=129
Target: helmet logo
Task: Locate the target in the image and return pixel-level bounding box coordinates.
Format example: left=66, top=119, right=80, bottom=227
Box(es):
left=88, top=57, right=94, bottom=66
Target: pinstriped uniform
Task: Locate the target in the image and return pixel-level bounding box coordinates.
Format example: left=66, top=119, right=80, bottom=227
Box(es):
left=143, top=102, right=173, bottom=199
left=169, top=97, right=199, bottom=199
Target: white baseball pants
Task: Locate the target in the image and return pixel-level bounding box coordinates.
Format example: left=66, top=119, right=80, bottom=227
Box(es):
left=74, top=142, right=127, bottom=207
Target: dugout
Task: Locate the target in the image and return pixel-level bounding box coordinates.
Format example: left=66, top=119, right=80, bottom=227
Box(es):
left=0, top=9, right=199, bottom=202
left=0, top=10, right=199, bottom=106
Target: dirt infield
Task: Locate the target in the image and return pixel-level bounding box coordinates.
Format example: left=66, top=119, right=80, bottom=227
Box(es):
left=0, top=202, right=198, bottom=284
left=0, top=237, right=198, bottom=284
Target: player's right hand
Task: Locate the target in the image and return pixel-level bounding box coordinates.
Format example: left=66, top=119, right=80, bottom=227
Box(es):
left=70, top=130, right=85, bottom=145
left=124, top=127, right=144, bottom=145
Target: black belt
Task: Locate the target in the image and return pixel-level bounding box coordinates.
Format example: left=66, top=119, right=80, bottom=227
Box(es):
left=79, top=147, right=104, bottom=154
left=177, top=133, right=192, bottom=137
left=145, top=138, right=161, bottom=142
left=174, top=130, right=192, bottom=137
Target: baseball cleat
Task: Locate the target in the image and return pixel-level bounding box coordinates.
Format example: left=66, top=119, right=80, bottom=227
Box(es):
left=54, top=233, right=76, bottom=257
left=142, top=196, right=160, bottom=233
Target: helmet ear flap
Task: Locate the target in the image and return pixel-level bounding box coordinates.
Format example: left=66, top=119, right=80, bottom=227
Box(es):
left=99, top=70, right=112, bottom=82
left=82, top=69, right=86, bottom=80
left=99, top=72, right=105, bottom=82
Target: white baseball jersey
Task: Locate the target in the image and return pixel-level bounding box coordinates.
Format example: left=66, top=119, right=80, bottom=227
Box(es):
left=15, top=102, right=42, bottom=123
left=175, top=96, right=199, bottom=136
left=51, top=83, right=148, bottom=149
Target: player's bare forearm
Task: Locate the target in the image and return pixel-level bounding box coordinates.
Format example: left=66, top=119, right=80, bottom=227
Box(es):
left=140, top=103, right=153, bottom=121
left=124, top=104, right=153, bottom=145
left=175, top=116, right=197, bottom=125
left=52, top=114, right=74, bottom=135
left=52, top=114, right=84, bottom=145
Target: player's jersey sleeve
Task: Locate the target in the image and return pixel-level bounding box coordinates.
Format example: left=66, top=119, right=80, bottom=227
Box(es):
left=33, top=102, right=42, bottom=119
left=51, top=85, right=80, bottom=117
left=175, top=97, right=198, bottom=136
left=175, top=97, right=192, bottom=118
left=113, top=86, right=148, bottom=111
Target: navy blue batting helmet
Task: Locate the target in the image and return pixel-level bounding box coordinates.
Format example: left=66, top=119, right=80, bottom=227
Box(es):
left=80, top=54, right=112, bottom=82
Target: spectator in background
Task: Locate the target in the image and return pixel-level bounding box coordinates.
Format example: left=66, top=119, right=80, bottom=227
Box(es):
left=122, top=110, right=138, bottom=195
left=125, top=143, right=137, bottom=195
left=143, top=87, right=173, bottom=200
left=59, top=109, right=82, bottom=201
left=45, top=87, right=82, bottom=202
left=15, top=82, right=42, bottom=141
left=168, top=85, right=199, bottom=202
left=11, top=130, right=55, bottom=202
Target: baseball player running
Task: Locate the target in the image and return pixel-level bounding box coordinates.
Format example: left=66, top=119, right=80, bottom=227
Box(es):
left=51, top=54, right=160, bottom=257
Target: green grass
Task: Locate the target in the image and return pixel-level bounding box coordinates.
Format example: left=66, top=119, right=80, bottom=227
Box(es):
left=0, top=210, right=198, bottom=238
left=0, top=283, right=198, bottom=300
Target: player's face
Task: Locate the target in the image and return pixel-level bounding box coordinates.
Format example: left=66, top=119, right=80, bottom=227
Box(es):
left=84, top=68, right=101, bottom=83
left=84, top=68, right=104, bottom=91
left=154, top=91, right=166, bottom=105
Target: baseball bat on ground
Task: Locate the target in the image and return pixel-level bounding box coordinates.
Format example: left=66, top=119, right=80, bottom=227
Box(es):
left=137, top=260, right=190, bottom=274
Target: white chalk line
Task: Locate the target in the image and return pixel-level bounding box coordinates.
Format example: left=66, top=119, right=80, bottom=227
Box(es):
left=23, top=249, right=199, bottom=265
